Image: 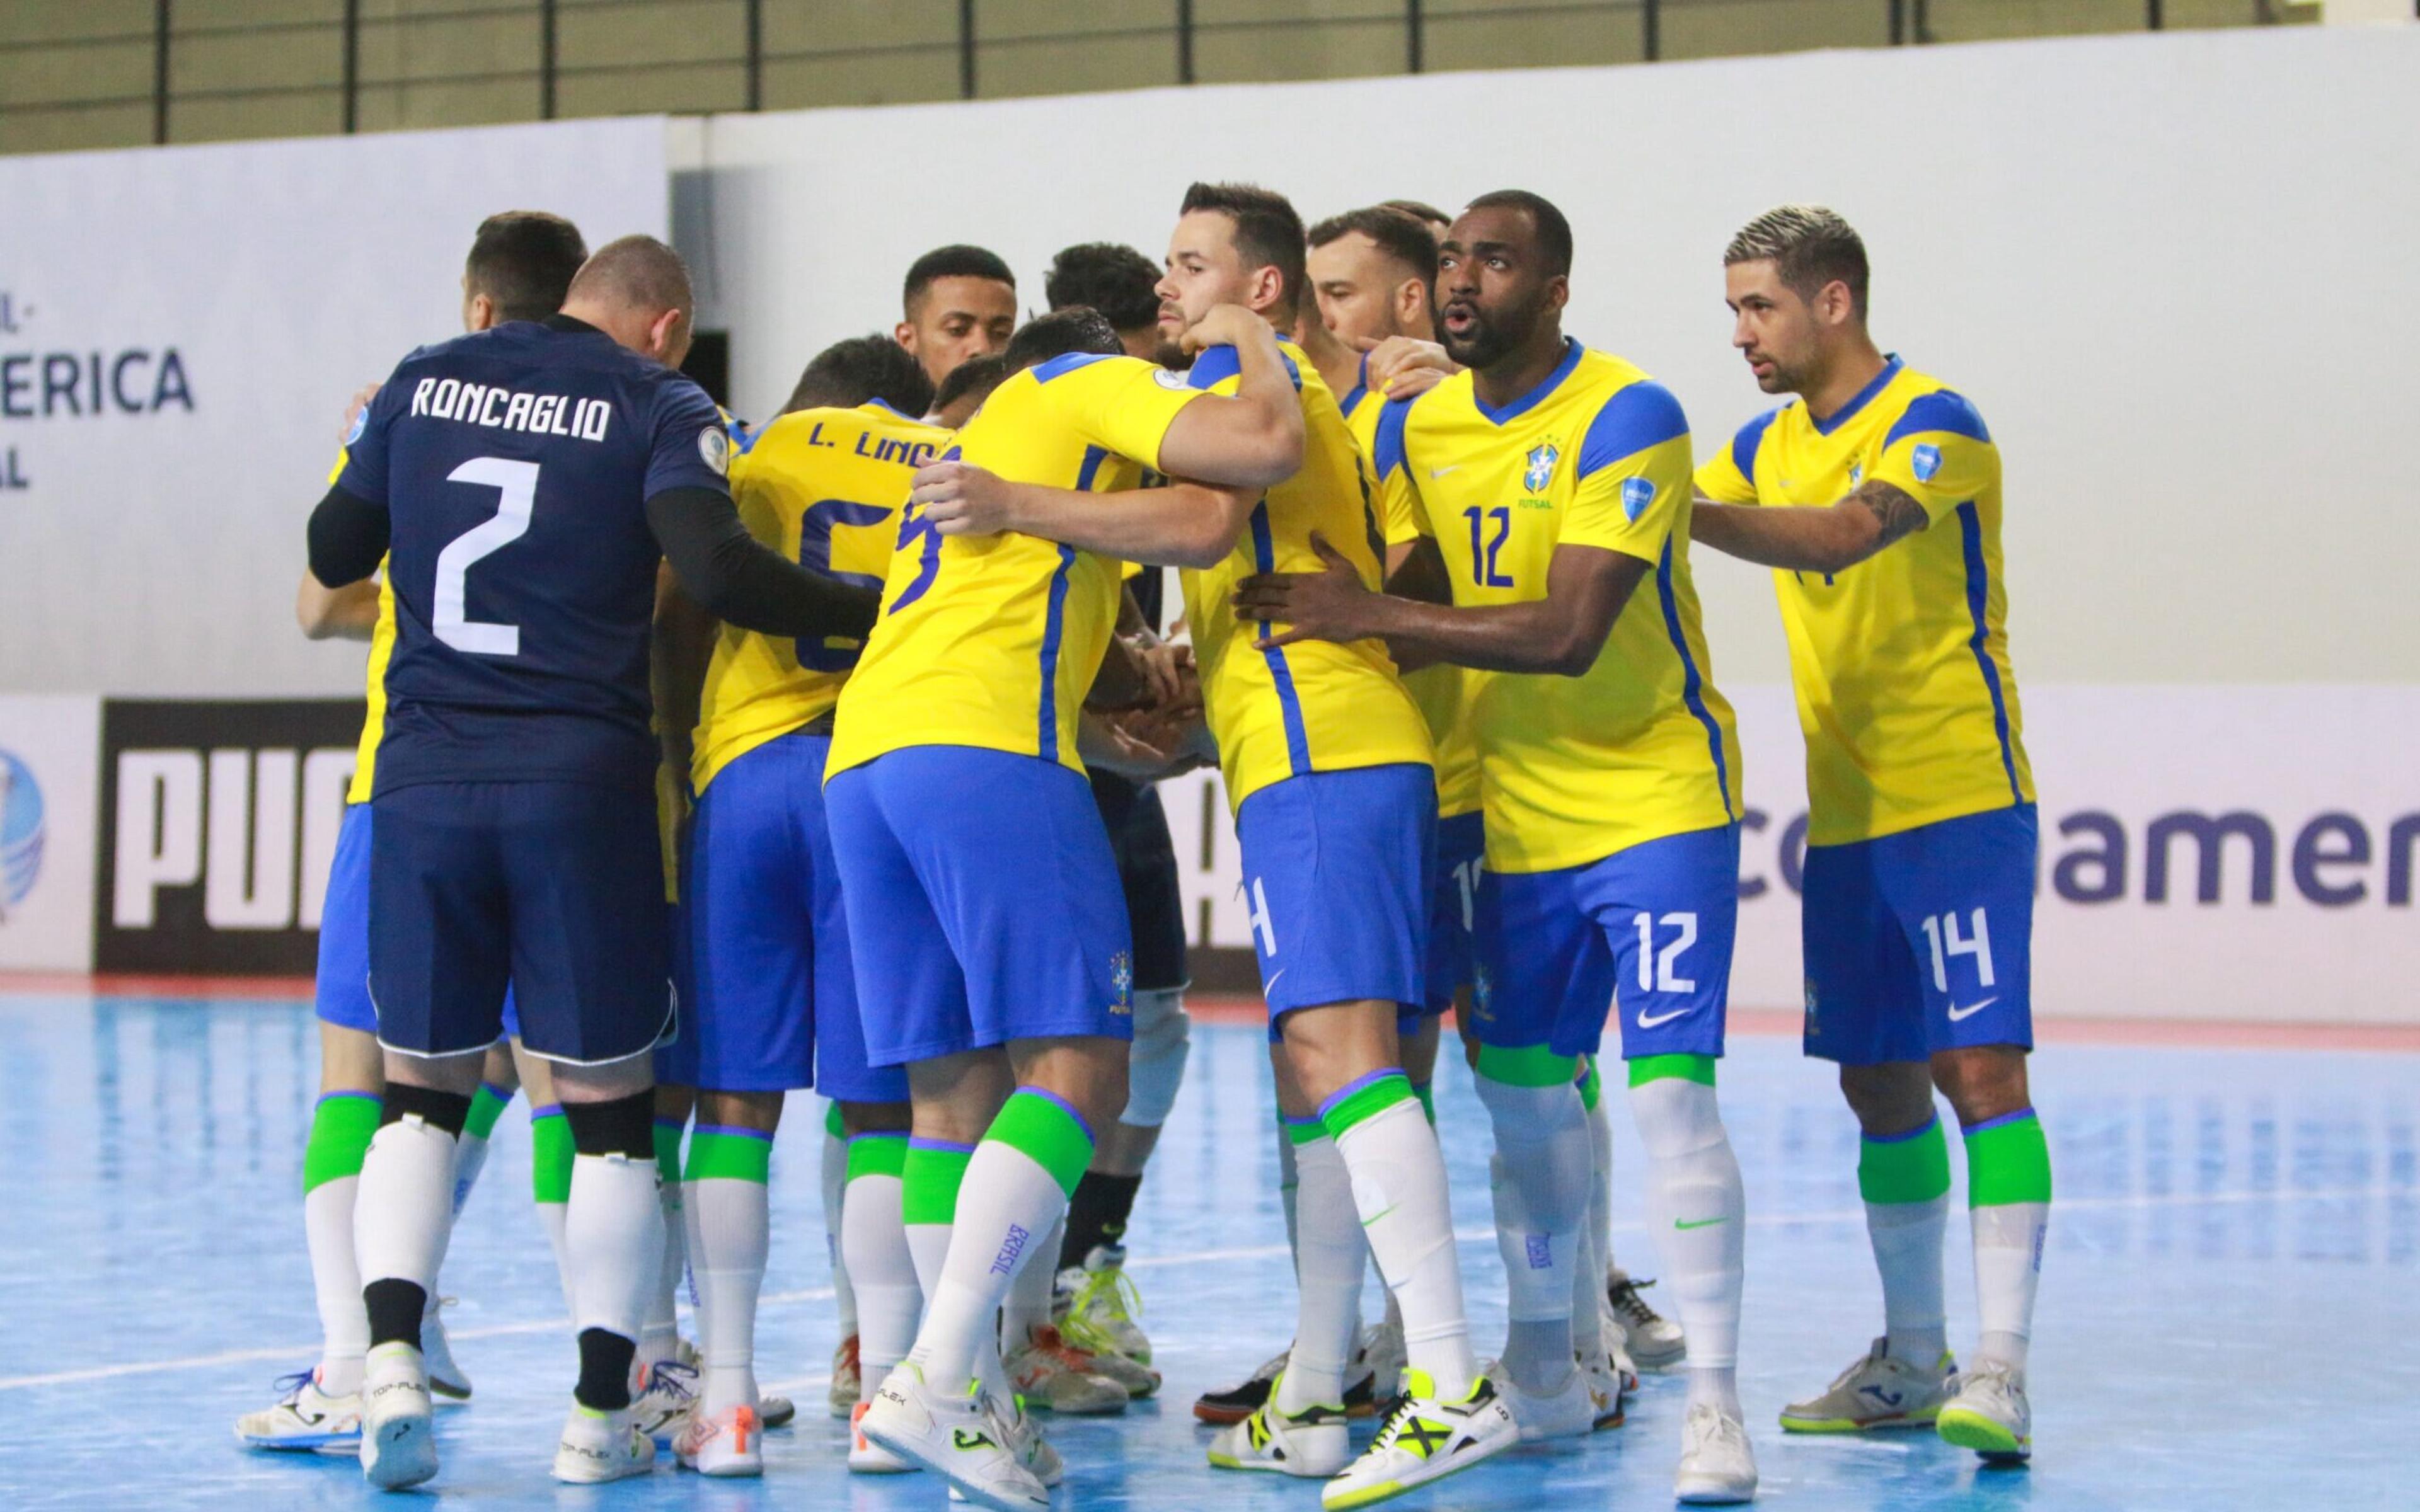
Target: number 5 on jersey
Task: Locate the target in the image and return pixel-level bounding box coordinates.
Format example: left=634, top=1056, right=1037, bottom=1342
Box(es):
left=435, top=457, right=538, bottom=656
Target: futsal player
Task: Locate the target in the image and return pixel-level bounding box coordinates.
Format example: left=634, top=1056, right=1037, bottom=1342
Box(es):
left=1690, top=205, right=2047, bottom=1463
left=895, top=244, right=1019, bottom=392
left=306, top=236, right=880, bottom=1489
left=1236, top=191, right=1760, bottom=1503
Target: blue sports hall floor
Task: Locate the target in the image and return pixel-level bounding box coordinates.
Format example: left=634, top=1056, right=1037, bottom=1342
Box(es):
left=1, top=983, right=2414, bottom=1511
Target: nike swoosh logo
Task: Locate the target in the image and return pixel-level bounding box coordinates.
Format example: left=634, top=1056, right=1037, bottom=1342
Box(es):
left=1635, top=1007, right=1693, bottom=1029
left=1429, top=466, right=1460, bottom=479
left=1264, top=969, right=1284, bottom=992
left=1947, top=996, right=1998, bottom=1022
left=1361, top=1204, right=1399, bottom=1228
left=1674, top=1217, right=1727, bottom=1230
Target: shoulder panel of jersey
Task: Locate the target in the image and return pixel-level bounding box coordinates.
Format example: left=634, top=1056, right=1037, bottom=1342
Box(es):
left=827, top=353, right=1202, bottom=779
left=1722, top=357, right=2028, bottom=844
left=330, top=442, right=403, bottom=806
left=1177, top=338, right=1429, bottom=811
left=693, top=401, right=948, bottom=793
left=1398, top=341, right=1741, bottom=873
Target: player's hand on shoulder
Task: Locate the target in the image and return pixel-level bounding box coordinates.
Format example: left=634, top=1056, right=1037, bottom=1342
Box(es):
left=1361, top=336, right=1455, bottom=400
left=1233, top=531, right=1368, bottom=649
left=913, top=458, right=1018, bottom=537
left=1180, top=303, right=1265, bottom=357
left=339, top=383, right=380, bottom=445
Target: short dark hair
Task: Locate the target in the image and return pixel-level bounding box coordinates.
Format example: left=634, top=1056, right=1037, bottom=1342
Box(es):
left=1044, top=243, right=1161, bottom=333
left=783, top=333, right=935, bottom=417
left=1306, top=205, right=1439, bottom=296
left=1464, top=190, right=1573, bottom=278
left=1724, top=205, right=1870, bottom=322
left=1381, top=198, right=1451, bottom=231
left=567, top=234, right=694, bottom=319
left=933, top=352, right=1010, bottom=416
left=903, top=244, right=1016, bottom=318
left=1003, top=307, right=1122, bottom=373
left=1180, top=181, right=1307, bottom=318
left=465, top=211, right=587, bottom=323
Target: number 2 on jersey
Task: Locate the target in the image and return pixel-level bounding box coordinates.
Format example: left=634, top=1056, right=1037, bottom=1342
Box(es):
left=435, top=457, right=538, bottom=656
left=1463, top=505, right=1514, bottom=588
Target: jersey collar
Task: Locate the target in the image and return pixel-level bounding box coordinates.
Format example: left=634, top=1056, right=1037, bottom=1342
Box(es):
left=862, top=398, right=916, bottom=421
left=1808, top=353, right=1904, bottom=436
left=1473, top=336, right=1582, bottom=427
left=1341, top=352, right=1370, bottom=416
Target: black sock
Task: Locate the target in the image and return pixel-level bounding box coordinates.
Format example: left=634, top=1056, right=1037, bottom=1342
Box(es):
left=1059, top=1171, right=1144, bottom=1269
left=364, top=1278, right=427, bottom=1351
left=575, top=1327, right=639, bottom=1412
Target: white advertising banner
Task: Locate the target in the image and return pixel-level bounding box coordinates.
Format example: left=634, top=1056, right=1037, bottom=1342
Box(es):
left=0, top=117, right=673, bottom=699
left=0, top=695, right=101, bottom=971
left=1163, top=685, right=2420, bottom=1025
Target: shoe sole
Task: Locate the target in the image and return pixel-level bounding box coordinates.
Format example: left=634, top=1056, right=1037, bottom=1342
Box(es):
left=552, top=1457, right=657, bottom=1484
left=858, top=1420, right=1046, bottom=1511
left=237, top=1429, right=360, bottom=1453
left=1779, top=1407, right=1942, bottom=1434
left=1195, top=1397, right=1267, bottom=1424
left=1676, top=1480, right=1758, bottom=1505
left=1935, top=1407, right=2030, bottom=1462
left=1039, top=1395, right=1128, bottom=1416
left=362, top=1413, right=437, bottom=1490
left=761, top=1395, right=797, bottom=1429
left=1320, top=1424, right=1517, bottom=1510
left=1207, top=1450, right=1348, bottom=1478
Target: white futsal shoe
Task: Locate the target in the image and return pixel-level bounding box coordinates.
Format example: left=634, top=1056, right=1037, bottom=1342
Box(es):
left=856, top=1362, right=1049, bottom=1511
left=237, top=1367, right=363, bottom=1452
left=1579, top=1346, right=1630, bottom=1430
left=630, top=1357, right=700, bottom=1448
left=1779, top=1338, right=1956, bottom=1433
left=357, top=1343, right=437, bottom=1490
left=673, top=1402, right=763, bottom=1477
left=1487, top=1358, right=1596, bottom=1442
left=1320, top=1368, right=1518, bottom=1510
left=1608, top=1269, right=1687, bottom=1370
left=553, top=1402, right=657, bottom=1483
left=850, top=1399, right=915, bottom=1472
left=1674, top=1401, right=1759, bottom=1504
left=420, top=1297, right=470, bottom=1400
left=1935, top=1360, right=2031, bottom=1462
left=1206, top=1373, right=1351, bottom=1477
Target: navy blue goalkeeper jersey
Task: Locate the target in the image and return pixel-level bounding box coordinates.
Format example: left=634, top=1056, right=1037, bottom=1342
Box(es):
left=336, top=316, right=730, bottom=796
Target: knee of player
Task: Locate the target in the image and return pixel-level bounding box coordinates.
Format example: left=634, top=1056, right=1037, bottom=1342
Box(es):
left=839, top=1097, right=913, bottom=1138
left=562, top=1088, right=659, bottom=1161
left=1838, top=1060, right=1938, bottom=1135
left=1930, top=1045, right=2031, bottom=1128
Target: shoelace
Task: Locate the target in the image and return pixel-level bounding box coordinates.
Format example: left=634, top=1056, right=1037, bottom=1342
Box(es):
left=1608, top=1275, right=1667, bottom=1332
left=645, top=1360, right=700, bottom=1403
left=270, top=1368, right=315, bottom=1402
left=1060, top=1264, right=1143, bottom=1357
left=1368, top=1391, right=1438, bottom=1453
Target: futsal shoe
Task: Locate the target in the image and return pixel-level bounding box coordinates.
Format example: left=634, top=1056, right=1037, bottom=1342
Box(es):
left=761, top=1392, right=797, bottom=1428
left=857, top=1363, right=1049, bottom=1511
left=1579, top=1348, right=1629, bottom=1430
left=849, top=1400, right=914, bottom=1472
left=553, top=1402, right=657, bottom=1483
left=357, top=1343, right=437, bottom=1490
left=1935, top=1361, right=2031, bottom=1463
left=1001, top=1394, right=1065, bottom=1486
left=673, top=1403, right=762, bottom=1477
left=630, top=1357, right=701, bottom=1448
left=1356, top=1318, right=1408, bottom=1406
left=1674, top=1402, right=1759, bottom=1504
left=1206, top=1376, right=1350, bottom=1477
left=1196, top=1347, right=1289, bottom=1423
left=1487, top=1358, right=1596, bottom=1442
left=1778, top=1339, right=1955, bottom=1433
left=1598, top=1292, right=1641, bottom=1392
left=1608, top=1270, right=1687, bottom=1370
left=1320, top=1368, right=1516, bottom=1511
left=1006, top=1326, right=1130, bottom=1415
left=420, top=1297, right=470, bottom=1400
left=236, top=1368, right=362, bottom=1453
left=1058, top=1244, right=1154, bottom=1365
left=831, top=1333, right=861, bottom=1416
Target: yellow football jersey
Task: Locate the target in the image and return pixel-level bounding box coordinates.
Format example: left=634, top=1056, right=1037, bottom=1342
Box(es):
left=1695, top=357, right=2031, bottom=845
left=1345, top=357, right=1482, bottom=822
left=1376, top=341, right=1741, bottom=874
left=827, top=353, right=1205, bottom=779
left=321, top=445, right=400, bottom=806
left=1181, top=340, right=1429, bottom=811
left=691, top=401, right=946, bottom=792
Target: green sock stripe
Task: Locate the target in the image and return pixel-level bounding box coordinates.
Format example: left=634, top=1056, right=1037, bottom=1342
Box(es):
left=463, top=1082, right=511, bottom=1140
left=826, top=1101, right=846, bottom=1138
left=1473, top=1043, right=1578, bottom=1088
left=1577, top=1059, right=1603, bottom=1111
left=900, top=1140, right=975, bottom=1226
left=530, top=1106, right=572, bottom=1204
left=845, top=1131, right=910, bottom=1181
left=652, top=1120, right=684, bottom=1186
left=1282, top=1115, right=1326, bottom=1148
left=303, top=1092, right=382, bottom=1193
left=1858, top=1115, right=1952, bottom=1205
left=1318, top=1070, right=1414, bottom=1139
left=1412, top=1081, right=1436, bottom=1126
left=1964, top=1109, right=2053, bottom=1206
left=685, top=1126, right=773, bottom=1183
left=1627, top=1053, right=1716, bottom=1087
left=984, top=1089, right=1097, bottom=1198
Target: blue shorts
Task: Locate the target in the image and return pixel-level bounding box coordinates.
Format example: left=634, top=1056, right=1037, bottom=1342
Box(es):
left=369, top=782, right=670, bottom=1065
left=660, top=733, right=904, bottom=1102
left=826, top=747, right=1134, bottom=1065
left=318, top=805, right=517, bottom=1042
left=1472, top=823, right=1740, bottom=1061
left=1419, top=810, right=1485, bottom=1016
left=1802, top=803, right=2036, bottom=1065
left=1234, top=764, right=1433, bottom=1034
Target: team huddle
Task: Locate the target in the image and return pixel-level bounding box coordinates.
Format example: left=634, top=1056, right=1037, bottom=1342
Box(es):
left=241, top=181, right=2051, bottom=1511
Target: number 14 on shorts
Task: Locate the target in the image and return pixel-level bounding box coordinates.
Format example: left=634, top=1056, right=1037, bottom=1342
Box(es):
left=1919, top=907, right=1997, bottom=997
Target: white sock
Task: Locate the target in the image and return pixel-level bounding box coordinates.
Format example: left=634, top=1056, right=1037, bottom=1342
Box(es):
left=685, top=1176, right=768, bottom=1416
left=1569, top=1208, right=1605, bottom=1365
left=1276, top=1132, right=1365, bottom=1413
left=1586, top=1076, right=1616, bottom=1275
left=306, top=1175, right=367, bottom=1395
left=822, top=1120, right=858, bottom=1338
left=1870, top=1195, right=1951, bottom=1364
left=1333, top=1096, right=1478, bottom=1400
left=1003, top=1215, right=1063, bottom=1350
left=538, top=1200, right=573, bottom=1314
left=1972, top=1202, right=2047, bottom=1372
left=567, top=1151, right=666, bottom=1353
left=354, top=1115, right=458, bottom=1319
left=1474, top=1075, right=1593, bottom=1393
left=640, top=1140, right=684, bottom=1368
left=1276, top=1116, right=1301, bottom=1262
left=907, top=1140, right=1070, bottom=1392
left=841, top=1159, right=922, bottom=1382
left=1628, top=1074, right=1745, bottom=1417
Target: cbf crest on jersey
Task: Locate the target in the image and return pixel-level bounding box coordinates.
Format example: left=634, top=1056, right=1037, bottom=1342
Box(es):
left=1523, top=442, right=1559, bottom=495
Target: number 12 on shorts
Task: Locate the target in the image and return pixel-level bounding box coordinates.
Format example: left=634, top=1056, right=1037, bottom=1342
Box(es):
left=1632, top=912, right=1698, bottom=994
left=1918, top=907, right=1996, bottom=994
